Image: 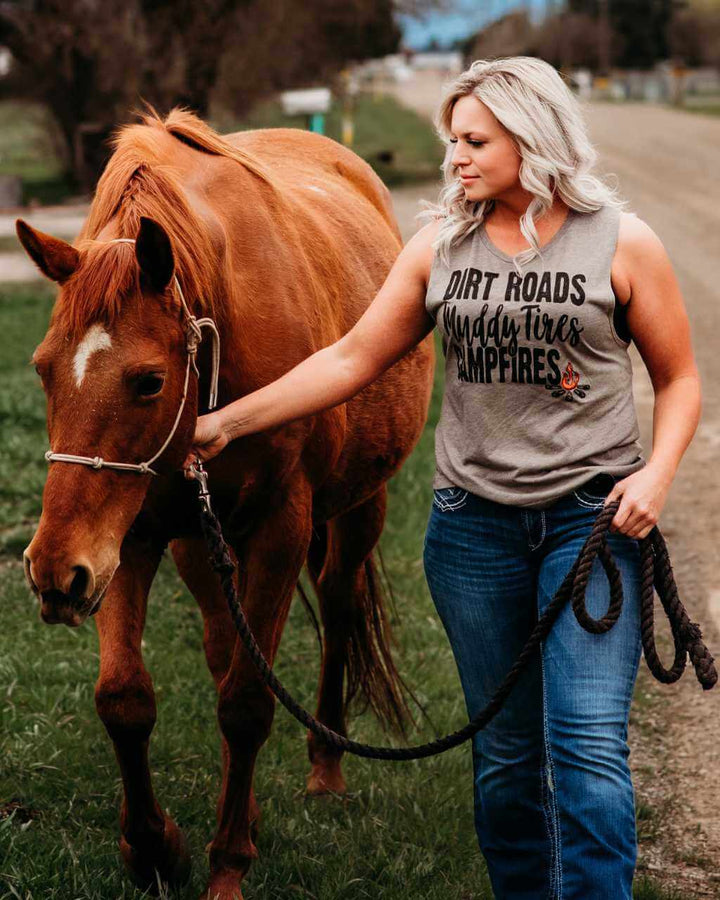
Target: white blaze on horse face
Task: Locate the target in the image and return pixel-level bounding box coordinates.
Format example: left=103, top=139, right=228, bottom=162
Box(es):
left=73, top=324, right=113, bottom=386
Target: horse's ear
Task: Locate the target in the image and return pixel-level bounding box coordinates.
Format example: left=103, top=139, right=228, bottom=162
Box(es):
left=135, top=217, right=174, bottom=293
left=15, top=220, right=79, bottom=283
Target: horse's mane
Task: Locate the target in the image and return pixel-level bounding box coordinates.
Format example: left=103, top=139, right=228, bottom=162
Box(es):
left=58, top=106, right=274, bottom=335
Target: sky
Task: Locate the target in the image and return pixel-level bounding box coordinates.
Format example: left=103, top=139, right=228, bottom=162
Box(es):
left=400, top=1, right=549, bottom=50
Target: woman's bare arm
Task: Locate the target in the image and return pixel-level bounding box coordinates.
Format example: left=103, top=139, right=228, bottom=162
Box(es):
left=619, top=213, right=701, bottom=480
left=605, top=212, right=701, bottom=537
left=185, top=221, right=440, bottom=465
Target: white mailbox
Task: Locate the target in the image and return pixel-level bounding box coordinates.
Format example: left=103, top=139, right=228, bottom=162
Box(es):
left=280, top=88, right=332, bottom=117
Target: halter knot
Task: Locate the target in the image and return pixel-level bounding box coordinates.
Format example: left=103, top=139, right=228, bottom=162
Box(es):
left=186, top=317, right=203, bottom=353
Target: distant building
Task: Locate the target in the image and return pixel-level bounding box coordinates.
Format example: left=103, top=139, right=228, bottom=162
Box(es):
left=409, top=52, right=464, bottom=74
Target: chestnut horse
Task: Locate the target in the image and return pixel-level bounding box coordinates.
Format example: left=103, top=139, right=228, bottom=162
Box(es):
left=17, top=108, right=434, bottom=898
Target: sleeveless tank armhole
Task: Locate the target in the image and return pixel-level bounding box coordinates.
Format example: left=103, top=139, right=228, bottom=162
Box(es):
left=608, top=207, right=633, bottom=347
left=425, top=218, right=450, bottom=288
left=613, top=295, right=632, bottom=345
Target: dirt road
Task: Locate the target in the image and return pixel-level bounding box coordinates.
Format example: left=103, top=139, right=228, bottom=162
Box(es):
left=585, top=101, right=720, bottom=897
left=388, top=97, right=720, bottom=896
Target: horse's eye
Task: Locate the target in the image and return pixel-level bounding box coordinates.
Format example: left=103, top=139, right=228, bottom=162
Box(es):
left=136, top=374, right=165, bottom=397
left=34, top=363, right=50, bottom=383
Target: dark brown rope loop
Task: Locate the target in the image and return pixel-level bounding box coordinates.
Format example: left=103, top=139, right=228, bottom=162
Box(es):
left=197, top=495, right=717, bottom=761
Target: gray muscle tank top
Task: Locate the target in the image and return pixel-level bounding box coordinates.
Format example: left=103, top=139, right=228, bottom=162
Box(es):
left=425, top=204, right=646, bottom=509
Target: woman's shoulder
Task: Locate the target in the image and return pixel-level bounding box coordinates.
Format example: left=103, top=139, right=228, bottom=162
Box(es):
left=577, top=206, right=666, bottom=264
left=617, top=211, right=665, bottom=255
left=612, top=211, right=672, bottom=299
left=615, top=212, right=669, bottom=276
left=397, top=219, right=445, bottom=289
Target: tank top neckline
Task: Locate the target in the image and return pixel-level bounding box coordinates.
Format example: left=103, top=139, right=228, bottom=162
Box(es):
left=478, top=207, right=576, bottom=263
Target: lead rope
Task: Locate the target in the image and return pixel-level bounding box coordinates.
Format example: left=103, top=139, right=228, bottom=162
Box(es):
left=189, top=466, right=716, bottom=761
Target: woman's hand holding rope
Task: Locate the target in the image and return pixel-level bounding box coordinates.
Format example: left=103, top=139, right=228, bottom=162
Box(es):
left=604, top=463, right=672, bottom=539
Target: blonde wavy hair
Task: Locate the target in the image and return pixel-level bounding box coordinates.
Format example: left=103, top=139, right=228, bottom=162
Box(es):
left=422, top=56, right=626, bottom=270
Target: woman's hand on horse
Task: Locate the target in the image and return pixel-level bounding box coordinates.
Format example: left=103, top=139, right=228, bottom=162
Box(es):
left=604, top=463, right=672, bottom=539
left=183, top=411, right=228, bottom=475
left=180, top=221, right=440, bottom=477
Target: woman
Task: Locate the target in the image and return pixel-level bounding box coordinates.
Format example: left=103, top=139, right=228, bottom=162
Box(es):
left=185, top=57, right=700, bottom=898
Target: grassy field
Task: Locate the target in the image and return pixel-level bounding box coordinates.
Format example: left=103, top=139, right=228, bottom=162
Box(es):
left=0, top=283, right=683, bottom=899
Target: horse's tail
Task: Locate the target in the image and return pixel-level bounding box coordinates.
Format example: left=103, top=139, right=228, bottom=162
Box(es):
left=343, top=547, right=416, bottom=738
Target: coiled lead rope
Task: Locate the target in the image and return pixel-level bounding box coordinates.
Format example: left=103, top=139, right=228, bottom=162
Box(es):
left=193, top=473, right=716, bottom=761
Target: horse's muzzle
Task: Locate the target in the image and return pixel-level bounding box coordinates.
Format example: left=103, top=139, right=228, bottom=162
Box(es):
left=23, top=550, right=105, bottom=627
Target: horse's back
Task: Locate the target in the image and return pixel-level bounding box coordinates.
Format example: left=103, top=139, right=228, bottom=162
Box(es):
left=224, top=128, right=401, bottom=244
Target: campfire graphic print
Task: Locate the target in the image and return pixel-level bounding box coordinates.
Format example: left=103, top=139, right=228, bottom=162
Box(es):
left=545, top=361, right=591, bottom=402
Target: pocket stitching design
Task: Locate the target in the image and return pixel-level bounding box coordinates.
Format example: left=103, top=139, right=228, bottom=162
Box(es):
left=573, top=475, right=618, bottom=507
left=572, top=490, right=606, bottom=509
left=433, top=488, right=469, bottom=511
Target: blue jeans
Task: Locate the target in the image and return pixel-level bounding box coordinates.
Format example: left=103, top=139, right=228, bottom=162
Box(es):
left=422, top=473, right=643, bottom=900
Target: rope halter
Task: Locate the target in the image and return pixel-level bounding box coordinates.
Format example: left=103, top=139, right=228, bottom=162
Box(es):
left=44, top=238, right=221, bottom=476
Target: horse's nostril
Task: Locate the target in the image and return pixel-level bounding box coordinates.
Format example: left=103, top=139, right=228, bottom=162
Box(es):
left=41, top=588, right=66, bottom=606
left=69, top=565, right=90, bottom=599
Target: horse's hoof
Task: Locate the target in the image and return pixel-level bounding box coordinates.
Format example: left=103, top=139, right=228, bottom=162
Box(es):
left=119, top=817, right=192, bottom=891
left=306, top=762, right=347, bottom=796
left=201, top=869, right=246, bottom=900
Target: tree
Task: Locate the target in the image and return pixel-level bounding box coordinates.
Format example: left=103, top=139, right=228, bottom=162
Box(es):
left=567, top=0, right=685, bottom=69
left=0, top=0, right=404, bottom=189
left=669, top=4, right=720, bottom=67
left=534, top=11, right=608, bottom=70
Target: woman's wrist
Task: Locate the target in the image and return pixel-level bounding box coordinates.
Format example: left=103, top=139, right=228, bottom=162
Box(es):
left=645, top=455, right=677, bottom=485
left=216, top=401, right=249, bottom=443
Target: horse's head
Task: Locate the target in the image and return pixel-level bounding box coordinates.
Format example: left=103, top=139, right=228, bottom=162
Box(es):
left=17, top=217, right=200, bottom=626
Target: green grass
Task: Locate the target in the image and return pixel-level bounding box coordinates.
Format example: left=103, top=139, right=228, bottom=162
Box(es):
left=679, top=103, right=720, bottom=117
left=631, top=878, right=692, bottom=900
left=0, top=282, right=678, bottom=899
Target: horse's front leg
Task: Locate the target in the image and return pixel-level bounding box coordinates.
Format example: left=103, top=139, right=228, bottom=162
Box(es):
left=204, top=480, right=313, bottom=900
left=171, top=536, right=261, bottom=839
left=93, top=535, right=191, bottom=891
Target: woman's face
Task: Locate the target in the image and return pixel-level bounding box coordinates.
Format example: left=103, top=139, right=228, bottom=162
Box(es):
left=448, top=94, right=523, bottom=203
